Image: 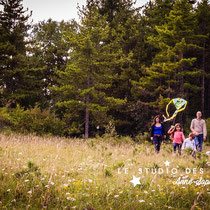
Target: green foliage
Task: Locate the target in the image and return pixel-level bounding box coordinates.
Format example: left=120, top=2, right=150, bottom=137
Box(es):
left=0, top=106, right=65, bottom=136
left=104, top=168, right=112, bottom=177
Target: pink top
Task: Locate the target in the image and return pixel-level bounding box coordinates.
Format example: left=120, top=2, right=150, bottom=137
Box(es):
left=169, top=131, right=185, bottom=144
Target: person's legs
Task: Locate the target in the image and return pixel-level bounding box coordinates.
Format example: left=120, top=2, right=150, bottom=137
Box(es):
left=197, top=134, right=203, bottom=152
left=173, top=143, right=177, bottom=153
left=154, top=136, right=162, bottom=153
left=192, top=151, right=196, bottom=159
left=194, top=136, right=199, bottom=150
left=178, top=144, right=181, bottom=155
left=157, top=136, right=162, bottom=153
left=154, top=136, right=158, bottom=153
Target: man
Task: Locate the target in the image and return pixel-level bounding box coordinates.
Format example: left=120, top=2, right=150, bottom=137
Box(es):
left=190, top=111, right=207, bottom=152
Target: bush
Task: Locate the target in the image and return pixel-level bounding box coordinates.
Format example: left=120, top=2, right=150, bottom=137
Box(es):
left=0, top=105, right=65, bottom=136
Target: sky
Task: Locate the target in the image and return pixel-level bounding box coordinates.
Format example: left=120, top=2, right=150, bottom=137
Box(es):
left=21, top=0, right=149, bottom=23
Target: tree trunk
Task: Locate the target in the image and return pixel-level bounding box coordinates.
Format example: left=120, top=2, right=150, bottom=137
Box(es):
left=85, top=76, right=90, bottom=140
left=179, top=51, right=184, bottom=96
left=201, top=39, right=205, bottom=115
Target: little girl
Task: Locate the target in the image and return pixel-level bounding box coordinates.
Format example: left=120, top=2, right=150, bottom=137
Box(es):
left=168, top=123, right=185, bottom=155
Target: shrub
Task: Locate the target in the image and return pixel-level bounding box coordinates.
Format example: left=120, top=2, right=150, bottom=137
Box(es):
left=0, top=106, right=65, bottom=136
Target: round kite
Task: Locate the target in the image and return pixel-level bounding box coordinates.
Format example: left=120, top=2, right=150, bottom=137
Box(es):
left=163, top=98, right=187, bottom=122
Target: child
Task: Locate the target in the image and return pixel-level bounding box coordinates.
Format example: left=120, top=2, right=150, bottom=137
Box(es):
left=182, top=133, right=196, bottom=158
left=168, top=123, right=185, bottom=155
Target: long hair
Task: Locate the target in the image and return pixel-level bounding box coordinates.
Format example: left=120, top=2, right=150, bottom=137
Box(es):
left=170, top=123, right=183, bottom=139
left=152, top=115, right=162, bottom=126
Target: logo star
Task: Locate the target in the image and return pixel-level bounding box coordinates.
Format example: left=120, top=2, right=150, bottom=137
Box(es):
left=130, top=175, right=141, bottom=187
left=164, top=160, right=170, bottom=167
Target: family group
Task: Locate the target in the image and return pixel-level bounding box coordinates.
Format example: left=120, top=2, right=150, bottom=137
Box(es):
left=150, top=111, right=207, bottom=157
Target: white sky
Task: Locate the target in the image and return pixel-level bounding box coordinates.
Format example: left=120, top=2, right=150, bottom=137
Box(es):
left=21, top=0, right=149, bottom=23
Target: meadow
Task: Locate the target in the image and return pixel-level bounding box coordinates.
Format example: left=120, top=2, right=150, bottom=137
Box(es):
left=0, top=133, right=209, bottom=209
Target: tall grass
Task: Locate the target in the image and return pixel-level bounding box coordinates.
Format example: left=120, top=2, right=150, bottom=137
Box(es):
left=0, top=133, right=209, bottom=209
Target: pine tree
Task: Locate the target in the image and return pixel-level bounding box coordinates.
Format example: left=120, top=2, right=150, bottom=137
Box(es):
left=195, top=0, right=210, bottom=116
left=52, top=4, right=125, bottom=139
left=0, top=0, right=32, bottom=107
left=137, top=0, right=202, bottom=115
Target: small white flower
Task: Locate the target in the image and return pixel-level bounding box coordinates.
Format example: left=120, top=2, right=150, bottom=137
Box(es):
left=72, top=206, right=77, bottom=209
left=28, top=190, right=32, bottom=194
left=144, top=191, right=148, bottom=194
left=7, top=189, right=11, bottom=192
left=2, top=168, right=5, bottom=171
left=88, top=179, right=92, bottom=183
left=19, top=152, right=22, bottom=155
left=24, top=179, right=29, bottom=182
left=151, top=190, right=155, bottom=192
left=62, top=175, right=65, bottom=178
left=168, top=207, right=172, bottom=209
left=49, top=181, right=54, bottom=185
left=66, top=192, right=70, bottom=195
left=41, top=178, right=45, bottom=181
left=139, top=200, right=145, bottom=203
left=66, top=197, right=76, bottom=201
left=17, top=158, right=20, bottom=161
left=45, top=185, right=49, bottom=188
left=11, top=199, right=16, bottom=202
left=64, top=184, right=68, bottom=187
left=35, top=185, right=39, bottom=187
left=114, top=195, right=119, bottom=198
left=68, top=179, right=72, bottom=182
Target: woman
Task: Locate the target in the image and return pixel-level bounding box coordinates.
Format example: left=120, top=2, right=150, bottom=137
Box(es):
left=150, top=115, right=166, bottom=153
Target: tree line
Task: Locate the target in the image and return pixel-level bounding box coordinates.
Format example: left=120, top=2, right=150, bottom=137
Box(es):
left=0, top=0, right=209, bottom=139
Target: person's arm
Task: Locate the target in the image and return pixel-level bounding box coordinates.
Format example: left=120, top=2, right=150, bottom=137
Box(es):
left=150, top=125, right=154, bottom=140
left=182, top=132, right=185, bottom=141
left=190, top=119, right=195, bottom=132
left=203, top=120, right=207, bottom=141
left=182, top=140, right=186, bottom=149
left=193, top=140, right=197, bottom=151
left=168, top=126, right=174, bottom=134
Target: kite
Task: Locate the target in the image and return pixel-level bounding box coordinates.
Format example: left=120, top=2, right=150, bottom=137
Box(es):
left=163, top=98, right=187, bottom=122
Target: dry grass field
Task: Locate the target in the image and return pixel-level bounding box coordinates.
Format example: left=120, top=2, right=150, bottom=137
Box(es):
left=0, top=133, right=209, bottom=209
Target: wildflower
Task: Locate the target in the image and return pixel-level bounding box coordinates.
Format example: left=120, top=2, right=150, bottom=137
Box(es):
left=45, top=185, right=49, bottom=188
left=41, top=178, right=45, bottom=181
left=151, top=190, right=155, bottom=192
left=139, top=200, right=145, bottom=203
left=144, top=191, right=148, bottom=194
left=7, top=189, right=10, bottom=192
left=28, top=190, right=32, bottom=194
left=88, top=179, right=92, bottom=183
left=25, top=179, right=29, bottom=182
left=2, top=168, right=5, bottom=171
left=64, top=184, right=68, bottom=187
left=114, top=195, right=119, bottom=198
left=66, top=192, right=70, bottom=195
left=49, top=181, right=54, bottom=185
left=168, top=207, right=172, bottom=209
left=72, top=206, right=77, bottom=209
left=66, top=197, right=76, bottom=201
left=11, top=199, right=16, bottom=202
left=19, top=152, right=22, bottom=155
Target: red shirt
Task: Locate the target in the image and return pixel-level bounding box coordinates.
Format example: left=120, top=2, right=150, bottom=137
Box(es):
left=172, top=131, right=185, bottom=144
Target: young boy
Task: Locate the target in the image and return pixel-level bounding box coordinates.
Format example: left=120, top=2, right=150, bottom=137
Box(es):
left=182, top=133, right=196, bottom=158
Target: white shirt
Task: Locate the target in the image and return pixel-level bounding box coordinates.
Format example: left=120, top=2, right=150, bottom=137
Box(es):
left=182, top=138, right=196, bottom=150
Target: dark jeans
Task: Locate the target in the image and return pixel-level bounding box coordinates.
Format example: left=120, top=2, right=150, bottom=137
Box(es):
left=153, top=135, right=162, bottom=153
left=173, top=143, right=182, bottom=155
left=194, top=134, right=204, bottom=152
